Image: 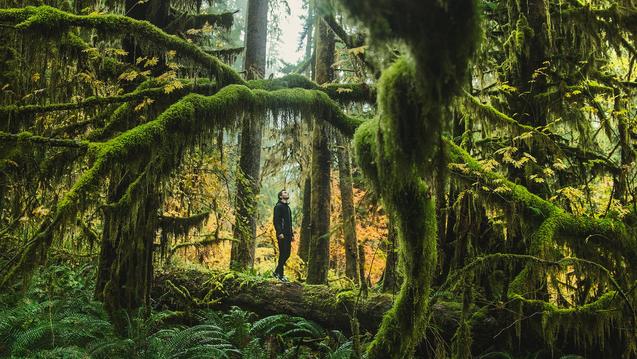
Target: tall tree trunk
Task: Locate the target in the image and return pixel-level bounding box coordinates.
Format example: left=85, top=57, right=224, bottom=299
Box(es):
left=306, top=16, right=335, bottom=284
left=337, top=136, right=359, bottom=283
left=297, top=0, right=314, bottom=264
left=230, top=0, right=267, bottom=270
left=298, top=175, right=311, bottom=261
left=95, top=168, right=160, bottom=334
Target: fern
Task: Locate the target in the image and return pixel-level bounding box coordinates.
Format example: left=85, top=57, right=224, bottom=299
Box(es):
left=2, top=262, right=364, bottom=358
left=327, top=341, right=354, bottom=359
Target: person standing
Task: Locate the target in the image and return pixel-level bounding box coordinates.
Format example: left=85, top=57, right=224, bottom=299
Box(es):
left=273, top=190, right=293, bottom=282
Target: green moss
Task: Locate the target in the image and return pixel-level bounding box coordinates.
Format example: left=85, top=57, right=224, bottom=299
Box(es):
left=0, top=130, right=91, bottom=149
left=353, top=118, right=380, bottom=190
left=248, top=74, right=375, bottom=104
left=165, top=12, right=235, bottom=33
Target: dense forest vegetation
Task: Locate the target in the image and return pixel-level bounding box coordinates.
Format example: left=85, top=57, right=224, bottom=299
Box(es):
left=1, top=0, right=636, bottom=358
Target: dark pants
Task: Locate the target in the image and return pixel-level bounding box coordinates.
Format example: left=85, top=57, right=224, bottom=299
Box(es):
left=275, top=236, right=291, bottom=277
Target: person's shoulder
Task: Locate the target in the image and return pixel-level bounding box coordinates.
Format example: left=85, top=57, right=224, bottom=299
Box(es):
left=274, top=201, right=283, bottom=208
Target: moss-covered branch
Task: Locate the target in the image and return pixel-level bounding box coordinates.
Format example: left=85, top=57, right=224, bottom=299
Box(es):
left=445, top=139, right=637, bottom=269
left=0, top=82, right=217, bottom=118
left=159, top=212, right=210, bottom=237
left=248, top=73, right=376, bottom=104
left=0, top=6, right=244, bottom=85
left=165, top=11, right=235, bottom=34
left=0, top=131, right=91, bottom=149
left=204, top=47, right=244, bottom=63
left=169, top=236, right=235, bottom=254
left=0, top=84, right=365, bottom=286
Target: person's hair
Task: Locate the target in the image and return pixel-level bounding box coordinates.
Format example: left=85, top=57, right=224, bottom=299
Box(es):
left=278, top=189, right=287, bottom=200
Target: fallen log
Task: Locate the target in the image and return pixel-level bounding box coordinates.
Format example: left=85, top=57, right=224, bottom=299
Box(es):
left=152, top=268, right=394, bottom=334
left=150, top=268, right=500, bottom=348
left=152, top=269, right=633, bottom=357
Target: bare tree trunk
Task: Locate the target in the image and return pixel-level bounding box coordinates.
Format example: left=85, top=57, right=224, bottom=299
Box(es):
left=298, top=175, right=311, bottom=261
left=230, top=0, right=267, bottom=270
left=306, top=16, right=335, bottom=284
left=337, top=136, right=359, bottom=283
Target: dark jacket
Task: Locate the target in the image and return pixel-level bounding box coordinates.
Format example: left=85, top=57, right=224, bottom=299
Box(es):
left=273, top=201, right=293, bottom=239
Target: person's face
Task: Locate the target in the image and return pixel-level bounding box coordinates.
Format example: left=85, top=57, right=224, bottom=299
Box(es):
left=281, top=191, right=290, bottom=201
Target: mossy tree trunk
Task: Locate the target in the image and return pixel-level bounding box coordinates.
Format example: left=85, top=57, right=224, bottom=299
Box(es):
left=230, top=0, right=268, bottom=270
left=306, top=15, right=335, bottom=284
left=95, top=167, right=160, bottom=333
left=336, top=136, right=359, bottom=283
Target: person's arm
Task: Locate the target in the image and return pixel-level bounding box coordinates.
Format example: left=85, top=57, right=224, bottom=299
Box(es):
left=289, top=207, right=294, bottom=241
left=273, top=204, right=283, bottom=238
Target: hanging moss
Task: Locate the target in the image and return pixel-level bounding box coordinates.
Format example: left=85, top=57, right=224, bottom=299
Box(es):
left=0, top=82, right=216, bottom=119
left=164, top=11, right=235, bottom=34
left=204, top=46, right=244, bottom=64
left=446, top=138, right=637, bottom=264
left=248, top=73, right=376, bottom=104
left=0, top=6, right=244, bottom=85
left=159, top=212, right=210, bottom=238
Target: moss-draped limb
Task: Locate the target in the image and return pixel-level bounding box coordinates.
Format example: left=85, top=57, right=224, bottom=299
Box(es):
left=341, top=0, right=480, bottom=355
left=0, top=6, right=244, bottom=85
left=445, top=138, right=637, bottom=268
left=0, top=84, right=365, bottom=286
left=2, top=75, right=368, bottom=135
left=158, top=212, right=210, bottom=237
left=159, top=211, right=211, bottom=257
left=168, top=236, right=235, bottom=254
left=465, top=94, right=621, bottom=174
left=0, top=131, right=91, bottom=149
left=438, top=252, right=636, bottom=353
left=0, top=82, right=217, bottom=119
left=366, top=178, right=438, bottom=358
left=204, top=47, right=245, bottom=63
left=164, top=11, right=235, bottom=34
left=248, top=73, right=375, bottom=104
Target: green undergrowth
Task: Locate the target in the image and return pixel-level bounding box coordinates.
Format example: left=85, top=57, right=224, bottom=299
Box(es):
left=0, top=261, right=359, bottom=359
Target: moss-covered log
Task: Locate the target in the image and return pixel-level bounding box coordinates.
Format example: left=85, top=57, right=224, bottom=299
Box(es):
left=150, top=268, right=498, bottom=343
left=151, top=267, right=627, bottom=356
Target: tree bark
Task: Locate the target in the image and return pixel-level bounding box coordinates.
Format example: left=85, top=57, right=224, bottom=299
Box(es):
left=336, top=136, right=359, bottom=283
left=297, top=175, right=312, bottom=261
left=306, top=16, right=335, bottom=284
left=230, top=0, right=267, bottom=270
